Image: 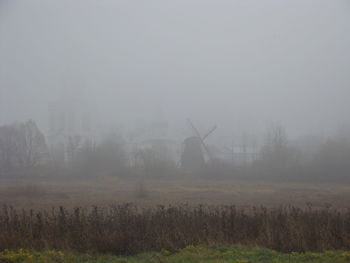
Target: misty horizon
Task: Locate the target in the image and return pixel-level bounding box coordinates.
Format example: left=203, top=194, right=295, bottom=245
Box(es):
left=0, top=0, right=349, bottom=140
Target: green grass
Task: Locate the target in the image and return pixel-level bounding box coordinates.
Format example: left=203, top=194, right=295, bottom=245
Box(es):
left=1, top=245, right=350, bottom=263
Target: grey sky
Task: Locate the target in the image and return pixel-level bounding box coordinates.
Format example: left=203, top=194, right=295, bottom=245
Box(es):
left=0, top=0, right=349, bottom=139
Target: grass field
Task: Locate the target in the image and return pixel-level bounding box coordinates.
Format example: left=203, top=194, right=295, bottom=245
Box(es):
left=1, top=176, right=350, bottom=209
left=2, top=245, right=350, bottom=263
left=2, top=177, right=350, bottom=260
left=2, top=204, right=350, bottom=253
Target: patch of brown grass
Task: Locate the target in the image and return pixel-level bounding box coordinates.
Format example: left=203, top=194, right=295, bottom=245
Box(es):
left=1, top=177, right=350, bottom=209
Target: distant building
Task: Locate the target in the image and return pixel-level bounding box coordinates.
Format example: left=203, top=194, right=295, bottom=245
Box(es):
left=126, top=119, right=182, bottom=167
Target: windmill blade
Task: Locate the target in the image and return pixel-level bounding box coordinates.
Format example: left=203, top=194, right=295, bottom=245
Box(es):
left=200, top=126, right=217, bottom=162
left=187, top=119, right=202, bottom=138
left=187, top=119, right=213, bottom=161
left=202, top=142, right=213, bottom=161
left=202, top=125, right=217, bottom=141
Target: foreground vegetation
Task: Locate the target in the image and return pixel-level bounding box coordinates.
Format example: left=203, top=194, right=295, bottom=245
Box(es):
left=2, top=204, right=350, bottom=254
left=2, top=245, right=350, bottom=263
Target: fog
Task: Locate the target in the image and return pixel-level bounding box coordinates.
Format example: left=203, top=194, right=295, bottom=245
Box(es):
left=3, top=2, right=350, bottom=257
left=1, top=0, right=349, bottom=140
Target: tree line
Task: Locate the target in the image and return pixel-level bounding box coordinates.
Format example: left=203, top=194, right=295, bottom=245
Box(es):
left=0, top=120, right=349, bottom=182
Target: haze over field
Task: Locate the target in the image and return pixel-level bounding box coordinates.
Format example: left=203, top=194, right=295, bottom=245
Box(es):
left=2, top=2, right=350, bottom=259
left=0, top=0, right=349, bottom=139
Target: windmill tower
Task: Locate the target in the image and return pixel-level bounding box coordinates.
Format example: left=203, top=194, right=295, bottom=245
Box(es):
left=180, top=119, right=217, bottom=170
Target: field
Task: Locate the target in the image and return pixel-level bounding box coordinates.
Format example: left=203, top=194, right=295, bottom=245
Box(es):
left=2, top=245, right=350, bottom=263
left=1, top=176, right=350, bottom=209
left=1, top=176, right=350, bottom=260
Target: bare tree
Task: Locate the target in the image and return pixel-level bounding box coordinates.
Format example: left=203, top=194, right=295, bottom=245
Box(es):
left=0, top=125, right=20, bottom=171
left=67, top=135, right=82, bottom=163
left=258, top=123, right=300, bottom=179
left=18, top=120, right=48, bottom=168
left=0, top=120, right=48, bottom=172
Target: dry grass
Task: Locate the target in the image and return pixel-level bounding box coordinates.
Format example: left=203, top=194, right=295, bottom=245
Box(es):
left=2, top=183, right=48, bottom=198
left=1, top=177, right=350, bottom=254
left=1, top=204, right=350, bottom=254
left=0, top=177, right=350, bottom=209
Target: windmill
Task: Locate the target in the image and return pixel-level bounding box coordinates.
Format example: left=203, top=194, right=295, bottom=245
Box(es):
left=180, top=119, right=217, bottom=170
